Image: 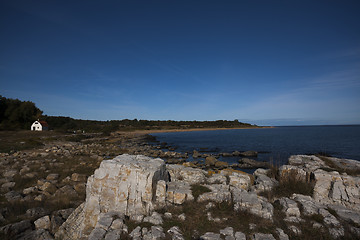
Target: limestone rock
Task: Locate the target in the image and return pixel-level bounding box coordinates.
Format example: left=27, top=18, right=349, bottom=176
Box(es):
left=1, top=181, right=15, bottom=191
left=155, top=180, right=166, bottom=205
left=288, top=155, right=326, bottom=172
left=34, top=215, right=51, bottom=230
left=39, top=181, right=57, bottom=194
left=232, top=188, right=273, bottom=219
left=26, top=207, right=48, bottom=219
left=220, top=227, right=234, bottom=237
left=72, top=173, right=87, bottom=182
left=329, top=204, right=360, bottom=225
left=55, top=203, right=85, bottom=240
left=104, top=229, right=121, bottom=240
left=20, top=229, right=55, bottom=240
left=197, top=184, right=231, bottom=203
left=214, top=160, right=228, bottom=168
left=167, top=164, right=206, bottom=184
left=313, top=169, right=360, bottom=210
left=0, top=219, right=32, bottom=238
left=220, top=169, right=253, bottom=190
left=279, top=165, right=307, bottom=182
left=54, top=185, right=78, bottom=199
left=56, top=154, right=169, bottom=239
left=167, top=226, right=184, bottom=240
left=46, top=173, right=59, bottom=181
left=240, top=151, right=258, bottom=157
left=234, top=232, right=246, bottom=240
left=143, top=226, right=165, bottom=240
left=276, top=228, right=289, bottom=240
left=207, top=174, right=227, bottom=185
left=205, top=156, right=218, bottom=166
left=166, top=181, right=194, bottom=204
left=3, top=170, right=17, bottom=179
left=143, top=212, right=163, bottom=225
left=278, top=197, right=301, bottom=221
left=200, top=232, right=222, bottom=240
left=250, top=233, right=276, bottom=240
left=5, top=190, right=22, bottom=202
left=251, top=174, right=278, bottom=193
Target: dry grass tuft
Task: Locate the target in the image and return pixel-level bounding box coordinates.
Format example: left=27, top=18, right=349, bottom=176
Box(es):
left=261, top=169, right=315, bottom=200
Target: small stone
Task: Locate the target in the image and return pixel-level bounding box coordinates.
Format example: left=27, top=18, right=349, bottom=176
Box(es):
left=143, top=212, right=163, bottom=225
left=104, top=229, right=121, bottom=240
left=39, top=181, right=57, bottom=194
left=34, top=215, right=51, bottom=230
left=130, top=214, right=144, bottom=222
left=1, top=181, right=15, bottom=191
left=249, top=223, right=256, bottom=230
left=130, top=226, right=142, bottom=239
left=46, top=173, right=59, bottom=181
left=205, top=202, right=215, bottom=209
left=276, top=228, right=289, bottom=240
left=110, top=218, right=124, bottom=230
left=24, top=172, right=37, bottom=178
left=178, top=213, right=186, bottom=221
left=23, top=186, right=37, bottom=195
left=26, top=207, right=48, bottom=218
left=205, top=156, right=218, bottom=166
left=288, top=225, right=301, bottom=235
left=34, top=194, right=46, bottom=201
left=168, top=226, right=184, bottom=240
left=71, top=173, right=87, bottom=182
left=234, top=232, right=246, bottom=240
left=149, top=226, right=165, bottom=239
left=73, top=182, right=86, bottom=193
left=251, top=233, right=275, bottom=240
left=3, top=170, right=17, bottom=178
left=5, top=191, right=22, bottom=202
left=155, top=180, right=167, bottom=205
left=96, top=215, right=114, bottom=230
left=220, top=227, right=234, bottom=236
left=89, top=227, right=107, bottom=240
left=164, top=212, right=172, bottom=219
left=200, top=232, right=221, bottom=240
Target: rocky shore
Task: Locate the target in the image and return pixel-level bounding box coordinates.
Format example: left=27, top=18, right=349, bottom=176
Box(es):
left=1, top=132, right=360, bottom=239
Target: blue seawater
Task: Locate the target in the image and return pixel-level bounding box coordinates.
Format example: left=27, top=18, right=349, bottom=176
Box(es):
left=150, top=125, right=360, bottom=166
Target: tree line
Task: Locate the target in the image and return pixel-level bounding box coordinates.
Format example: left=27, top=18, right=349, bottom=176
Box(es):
left=0, top=95, right=43, bottom=130
left=0, top=96, right=255, bottom=132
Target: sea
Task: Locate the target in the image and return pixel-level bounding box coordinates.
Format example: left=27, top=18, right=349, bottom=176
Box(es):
left=150, top=125, right=360, bottom=169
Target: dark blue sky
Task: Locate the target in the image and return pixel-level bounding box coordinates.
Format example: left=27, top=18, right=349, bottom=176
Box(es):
left=1, top=0, right=360, bottom=125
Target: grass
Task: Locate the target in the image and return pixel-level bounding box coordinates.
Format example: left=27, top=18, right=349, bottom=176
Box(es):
left=261, top=168, right=315, bottom=200
left=0, top=194, right=78, bottom=227
left=0, top=131, right=62, bottom=153
left=156, top=200, right=279, bottom=240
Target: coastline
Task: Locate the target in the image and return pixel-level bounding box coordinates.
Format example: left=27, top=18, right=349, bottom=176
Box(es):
left=119, top=126, right=274, bottom=135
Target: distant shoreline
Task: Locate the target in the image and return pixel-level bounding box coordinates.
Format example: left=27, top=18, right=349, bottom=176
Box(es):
left=121, top=126, right=274, bottom=135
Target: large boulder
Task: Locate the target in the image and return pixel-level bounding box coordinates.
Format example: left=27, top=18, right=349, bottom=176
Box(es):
left=56, top=154, right=169, bottom=239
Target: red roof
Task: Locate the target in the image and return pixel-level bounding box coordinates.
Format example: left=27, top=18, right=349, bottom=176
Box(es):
left=39, top=121, right=49, bottom=127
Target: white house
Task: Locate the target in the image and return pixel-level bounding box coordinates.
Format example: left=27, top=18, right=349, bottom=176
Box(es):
left=31, top=120, right=49, bottom=131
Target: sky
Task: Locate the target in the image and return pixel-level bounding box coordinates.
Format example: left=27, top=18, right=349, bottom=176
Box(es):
left=1, top=0, right=360, bottom=126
